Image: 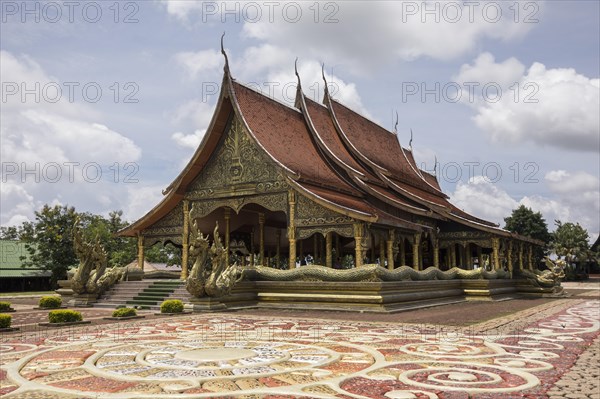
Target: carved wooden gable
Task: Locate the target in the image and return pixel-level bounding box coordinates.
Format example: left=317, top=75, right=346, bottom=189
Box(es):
left=143, top=202, right=183, bottom=245
left=187, top=117, right=286, bottom=200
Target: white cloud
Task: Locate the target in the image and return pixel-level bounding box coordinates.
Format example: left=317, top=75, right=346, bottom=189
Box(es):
left=450, top=176, right=518, bottom=222
left=455, top=53, right=600, bottom=152
left=172, top=129, right=206, bottom=149
left=160, top=1, right=538, bottom=71
left=0, top=50, right=142, bottom=226
left=174, top=49, right=222, bottom=79
left=449, top=171, right=600, bottom=241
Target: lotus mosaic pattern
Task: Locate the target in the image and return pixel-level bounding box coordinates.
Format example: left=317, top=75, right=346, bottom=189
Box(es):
left=0, top=300, right=598, bottom=398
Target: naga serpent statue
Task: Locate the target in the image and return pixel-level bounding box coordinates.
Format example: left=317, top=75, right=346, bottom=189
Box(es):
left=514, top=257, right=565, bottom=290
left=71, top=219, right=124, bottom=295
left=186, top=222, right=242, bottom=298
left=239, top=264, right=511, bottom=282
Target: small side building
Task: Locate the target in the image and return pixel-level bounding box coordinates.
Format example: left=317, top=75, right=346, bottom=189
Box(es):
left=0, top=240, right=51, bottom=292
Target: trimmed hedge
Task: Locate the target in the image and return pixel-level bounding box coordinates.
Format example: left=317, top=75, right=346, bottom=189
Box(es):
left=160, top=299, right=184, bottom=314
left=48, top=309, right=82, bottom=324
left=0, top=314, right=11, bottom=329
left=112, top=308, right=137, bottom=318
left=39, top=296, right=62, bottom=309
left=0, top=301, right=11, bottom=311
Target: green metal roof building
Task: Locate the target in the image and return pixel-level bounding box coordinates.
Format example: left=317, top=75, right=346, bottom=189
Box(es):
left=0, top=240, right=51, bottom=292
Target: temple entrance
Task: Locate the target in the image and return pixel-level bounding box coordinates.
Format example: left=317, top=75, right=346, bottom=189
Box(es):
left=190, top=204, right=287, bottom=268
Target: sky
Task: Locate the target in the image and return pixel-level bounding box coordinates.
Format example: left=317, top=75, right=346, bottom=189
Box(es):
left=1, top=0, right=599, bottom=242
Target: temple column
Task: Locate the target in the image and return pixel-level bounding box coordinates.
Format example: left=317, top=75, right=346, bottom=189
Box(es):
left=386, top=230, right=395, bottom=270
left=258, top=213, right=265, bottom=266
left=224, top=207, right=230, bottom=267
left=528, top=245, right=533, bottom=270
left=477, top=246, right=483, bottom=269
left=250, top=230, right=255, bottom=267
left=181, top=200, right=190, bottom=279
left=326, top=232, right=333, bottom=268
left=449, top=244, right=456, bottom=268
left=379, top=237, right=385, bottom=267
left=275, top=229, right=281, bottom=267
left=353, top=223, right=365, bottom=267
left=288, top=191, right=296, bottom=269
left=313, top=235, right=318, bottom=264
left=336, top=234, right=341, bottom=260
left=399, top=239, right=406, bottom=266
left=299, top=240, right=304, bottom=264
left=518, top=242, right=524, bottom=270
left=433, top=238, right=440, bottom=269
left=507, top=241, right=514, bottom=273
left=491, top=237, right=500, bottom=270
left=370, top=234, right=376, bottom=263
left=412, top=233, right=421, bottom=270
left=137, top=234, right=145, bottom=271
left=466, top=243, right=472, bottom=268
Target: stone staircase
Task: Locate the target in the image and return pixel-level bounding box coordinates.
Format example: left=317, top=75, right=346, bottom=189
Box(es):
left=95, top=280, right=185, bottom=310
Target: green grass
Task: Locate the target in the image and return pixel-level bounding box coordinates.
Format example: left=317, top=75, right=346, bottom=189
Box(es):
left=0, top=291, right=55, bottom=297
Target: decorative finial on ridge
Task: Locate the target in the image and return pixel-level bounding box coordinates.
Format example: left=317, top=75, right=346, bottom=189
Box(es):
left=294, top=57, right=300, bottom=85
left=409, top=128, right=413, bottom=149
left=220, top=32, right=229, bottom=72
left=433, top=155, right=438, bottom=176
left=394, top=111, right=399, bottom=134
left=321, top=62, right=329, bottom=94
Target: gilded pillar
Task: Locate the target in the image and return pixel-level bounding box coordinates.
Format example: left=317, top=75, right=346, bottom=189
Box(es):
left=477, top=246, right=483, bottom=269
left=223, top=207, right=230, bottom=267
left=518, top=242, right=524, bottom=270
left=370, top=234, right=376, bottom=263
left=399, top=239, right=406, bottom=266
left=433, top=237, right=439, bottom=269
left=412, top=233, right=421, bottom=270
left=299, top=240, right=303, bottom=264
left=181, top=200, right=190, bottom=279
left=491, top=237, right=500, bottom=270
left=386, top=229, right=395, bottom=270
left=313, top=234, right=318, bottom=264
left=250, top=230, right=255, bottom=267
left=137, top=234, right=145, bottom=271
left=379, top=237, right=385, bottom=267
left=528, top=244, right=533, bottom=270
left=450, top=244, right=456, bottom=268
left=259, top=212, right=265, bottom=266
left=353, top=223, right=365, bottom=267
left=326, top=232, right=333, bottom=268
left=507, top=240, right=514, bottom=273
left=466, top=243, right=472, bottom=268
left=275, top=229, right=281, bottom=267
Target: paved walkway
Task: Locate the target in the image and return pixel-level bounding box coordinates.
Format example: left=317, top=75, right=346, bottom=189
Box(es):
left=1, top=290, right=598, bottom=398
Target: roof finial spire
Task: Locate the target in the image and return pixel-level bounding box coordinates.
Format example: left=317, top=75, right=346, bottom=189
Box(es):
left=394, top=111, right=399, bottom=134
left=220, top=32, right=230, bottom=73
left=294, top=57, right=300, bottom=85
left=321, top=62, right=329, bottom=93
left=433, top=155, right=438, bottom=176
left=409, top=129, right=413, bottom=149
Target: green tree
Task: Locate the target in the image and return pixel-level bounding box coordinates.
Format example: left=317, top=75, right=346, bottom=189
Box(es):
left=21, top=205, right=79, bottom=286
left=78, top=210, right=136, bottom=267
left=552, top=221, right=593, bottom=264
left=504, top=205, right=552, bottom=244
left=504, top=205, right=551, bottom=265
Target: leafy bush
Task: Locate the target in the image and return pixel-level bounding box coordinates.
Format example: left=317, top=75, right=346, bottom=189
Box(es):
left=0, top=314, right=11, bottom=329
left=0, top=302, right=11, bottom=311
left=112, top=308, right=137, bottom=318
left=48, top=309, right=82, bottom=323
left=39, top=296, right=62, bottom=309
left=160, top=299, right=183, bottom=314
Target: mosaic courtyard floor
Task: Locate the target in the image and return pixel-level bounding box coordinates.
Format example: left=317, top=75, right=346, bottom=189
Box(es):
left=0, top=297, right=598, bottom=398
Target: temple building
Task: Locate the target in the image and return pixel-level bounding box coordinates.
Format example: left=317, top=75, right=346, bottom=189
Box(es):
left=119, top=52, right=542, bottom=278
